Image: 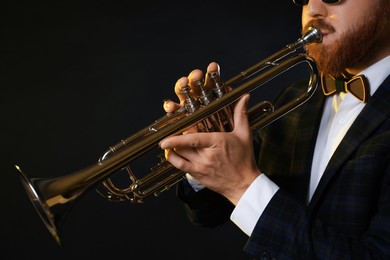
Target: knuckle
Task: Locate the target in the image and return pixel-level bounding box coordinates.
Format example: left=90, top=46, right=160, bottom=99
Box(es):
left=191, top=138, right=200, bottom=148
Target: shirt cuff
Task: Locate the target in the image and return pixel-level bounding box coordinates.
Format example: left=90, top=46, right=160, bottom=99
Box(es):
left=230, top=174, right=279, bottom=236
left=185, top=173, right=205, bottom=192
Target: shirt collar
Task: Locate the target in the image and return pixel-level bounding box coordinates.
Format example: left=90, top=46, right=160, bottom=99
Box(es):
left=358, top=55, right=390, bottom=96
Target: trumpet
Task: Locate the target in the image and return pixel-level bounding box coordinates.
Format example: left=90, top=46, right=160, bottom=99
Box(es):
left=15, top=27, right=322, bottom=246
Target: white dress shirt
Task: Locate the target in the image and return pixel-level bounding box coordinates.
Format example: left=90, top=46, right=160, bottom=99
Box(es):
left=230, top=55, right=390, bottom=236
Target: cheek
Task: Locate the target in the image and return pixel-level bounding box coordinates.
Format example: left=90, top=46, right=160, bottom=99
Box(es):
left=301, top=10, right=308, bottom=29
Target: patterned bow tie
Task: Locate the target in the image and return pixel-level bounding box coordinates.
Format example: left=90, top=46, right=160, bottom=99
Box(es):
left=321, top=73, right=370, bottom=103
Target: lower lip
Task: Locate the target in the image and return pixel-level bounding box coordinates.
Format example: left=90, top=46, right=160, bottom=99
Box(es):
left=321, top=33, right=329, bottom=43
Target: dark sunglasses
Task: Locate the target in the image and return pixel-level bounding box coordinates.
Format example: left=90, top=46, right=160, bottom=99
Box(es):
left=293, top=0, right=341, bottom=6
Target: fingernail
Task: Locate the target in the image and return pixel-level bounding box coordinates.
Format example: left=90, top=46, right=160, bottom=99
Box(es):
left=160, top=140, right=171, bottom=149
left=159, top=140, right=166, bottom=148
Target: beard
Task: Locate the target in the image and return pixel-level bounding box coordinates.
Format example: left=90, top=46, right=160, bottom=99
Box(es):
left=302, top=2, right=387, bottom=78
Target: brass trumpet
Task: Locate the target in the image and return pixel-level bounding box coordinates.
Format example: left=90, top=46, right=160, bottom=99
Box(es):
left=15, top=27, right=322, bottom=246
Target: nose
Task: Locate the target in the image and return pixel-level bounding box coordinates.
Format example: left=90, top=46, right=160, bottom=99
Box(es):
left=304, top=0, right=328, bottom=19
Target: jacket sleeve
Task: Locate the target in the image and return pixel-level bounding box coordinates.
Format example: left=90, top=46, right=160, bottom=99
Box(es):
left=176, top=177, right=234, bottom=228
left=244, top=161, right=390, bottom=259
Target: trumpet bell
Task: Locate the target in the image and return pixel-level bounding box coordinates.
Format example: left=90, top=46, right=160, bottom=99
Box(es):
left=16, top=165, right=63, bottom=245
left=16, top=163, right=97, bottom=246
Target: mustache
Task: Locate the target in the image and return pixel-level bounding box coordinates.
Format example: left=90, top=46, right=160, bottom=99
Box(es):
left=303, top=19, right=335, bottom=35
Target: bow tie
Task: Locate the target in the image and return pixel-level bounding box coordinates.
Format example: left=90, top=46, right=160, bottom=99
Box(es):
left=321, top=73, right=370, bottom=103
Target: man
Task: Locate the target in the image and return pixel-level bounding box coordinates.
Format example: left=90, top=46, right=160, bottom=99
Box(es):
left=161, top=0, right=390, bottom=258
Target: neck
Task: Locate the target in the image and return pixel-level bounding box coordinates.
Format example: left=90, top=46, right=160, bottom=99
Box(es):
left=346, top=49, right=390, bottom=75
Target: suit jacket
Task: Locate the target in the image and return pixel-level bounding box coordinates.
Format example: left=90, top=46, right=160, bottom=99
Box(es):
left=177, top=75, right=390, bottom=259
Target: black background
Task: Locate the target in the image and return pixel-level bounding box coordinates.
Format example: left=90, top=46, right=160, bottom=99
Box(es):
left=1, top=1, right=302, bottom=259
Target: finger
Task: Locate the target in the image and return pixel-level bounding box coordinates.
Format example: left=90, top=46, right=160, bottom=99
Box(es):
left=232, top=94, right=251, bottom=137
left=207, top=62, right=220, bottom=74
left=164, top=148, right=194, bottom=173
left=160, top=132, right=214, bottom=150
left=204, top=62, right=232, bottom=95
left=172, top=76, right=190, bottom=105
left=173, top=146, right=199, bottom=162
left=187, top=69, right=204, bottom=96
left=204, top=62, right=220, bottom=89
left=163, top=99, right=181, bottom=113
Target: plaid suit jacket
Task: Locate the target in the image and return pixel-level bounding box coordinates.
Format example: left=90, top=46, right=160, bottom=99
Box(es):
left=177, top=75, right=390, bottom=259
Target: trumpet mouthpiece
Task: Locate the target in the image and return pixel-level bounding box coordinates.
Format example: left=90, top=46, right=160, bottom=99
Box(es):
left=302, top=27, right=323, bottom=45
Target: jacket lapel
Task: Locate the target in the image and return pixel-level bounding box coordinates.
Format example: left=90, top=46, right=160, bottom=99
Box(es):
left=291, top=83, right=326, bottom=201
left=309, top=76, right=390, bottom=207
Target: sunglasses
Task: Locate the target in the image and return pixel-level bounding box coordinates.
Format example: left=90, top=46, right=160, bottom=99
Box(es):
left=293, top=0, right=341, bottom=6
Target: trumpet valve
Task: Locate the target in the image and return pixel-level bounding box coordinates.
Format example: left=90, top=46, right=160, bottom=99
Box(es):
left=181, top=85, right=199, bottom=113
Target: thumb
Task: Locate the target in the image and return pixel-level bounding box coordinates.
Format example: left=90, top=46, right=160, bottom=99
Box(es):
left=232, top=94, right=251, bottom=135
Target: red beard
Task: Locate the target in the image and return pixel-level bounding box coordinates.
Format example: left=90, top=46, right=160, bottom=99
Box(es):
left=302, top=3, right=387, bottom=78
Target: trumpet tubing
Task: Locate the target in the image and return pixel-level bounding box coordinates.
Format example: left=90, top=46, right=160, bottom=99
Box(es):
left=15, top=27, right=322, bottom=245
